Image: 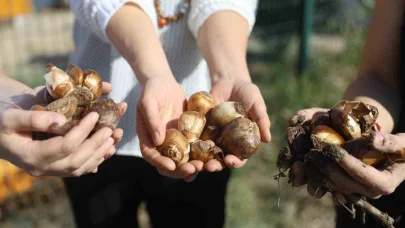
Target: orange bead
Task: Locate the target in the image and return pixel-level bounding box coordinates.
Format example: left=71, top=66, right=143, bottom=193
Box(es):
left=158, top=18, right=168, bottom=27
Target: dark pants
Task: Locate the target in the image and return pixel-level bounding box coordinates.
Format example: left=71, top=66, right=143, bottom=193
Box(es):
left=335, top=183, right=405, bottom=228
left=63, top=155, right=231, bottom=228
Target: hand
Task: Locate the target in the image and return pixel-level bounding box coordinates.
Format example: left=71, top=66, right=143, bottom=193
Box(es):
left=136, top=77, right=203, bottom=181
left=0, top=82, right=127, bottom=177
left=206, top=79, right=271, bottom=172
left=289, top=108, right=405, bottom=201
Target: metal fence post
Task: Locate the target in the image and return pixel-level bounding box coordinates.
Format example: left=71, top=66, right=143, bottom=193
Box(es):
left=298, top=0, right=314, bottom=76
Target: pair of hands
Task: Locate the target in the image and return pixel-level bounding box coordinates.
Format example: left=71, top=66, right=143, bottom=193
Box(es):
left=136, top=77, right=272, bottom=182
left=289, top=108, right=405, bottom=202
left=0, top=83, right=127, bottom=177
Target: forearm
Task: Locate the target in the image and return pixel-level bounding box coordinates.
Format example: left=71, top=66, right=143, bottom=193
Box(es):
left=343, top=0, right=404, bottom=133
left=106, top=3, right=173, bottom=85
left=0, top=69, right=45, bottom=111
left=0, top=69, right=32, bottom=102
left=198, top=11, right=252, bottom=84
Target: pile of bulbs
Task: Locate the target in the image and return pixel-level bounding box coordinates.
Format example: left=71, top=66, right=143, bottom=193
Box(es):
left=277, top=100, right=401, bottom=227
left=31, top=63, right=122, bottom=137
left=277, top=100, right=387, bottom=172
left=158, top=91, right=261, bottom=165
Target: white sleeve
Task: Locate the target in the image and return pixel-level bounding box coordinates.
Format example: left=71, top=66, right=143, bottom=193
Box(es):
left=187, top=0, right=259, bottom=39
left=69, top=0, right=158, bottom=43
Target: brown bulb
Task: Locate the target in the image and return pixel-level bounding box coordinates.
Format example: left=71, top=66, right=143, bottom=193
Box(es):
left=30, top=104, right=47, bottom=111
left=44, top=63, right=75, bottom=99
left=66, top=64, right=84, bottom=86
left=329, top=108, right=361, bottom=140
left=157, top=129, right=190, bottom=165
left=211, top=102, right=245, bottom=128
left=83, top=70, right=103, bottom=101
left=342, top=137, right=386, bottom=166
left=219, top=118, right=261, bottom=160
left=45, top=96, right=78, bottom=120
left=190, top=140, right=224, bottom=163
left=200, top=109, right=221, bottom=142
left=310, top=113, right=331, bottom=129
left=187, top=91, right=215, bottom=116
left=85, top=98, right=121, bottom=131
left=311, top=125, right=345, bottom=149
left=178, top=111, right=206, bottom=143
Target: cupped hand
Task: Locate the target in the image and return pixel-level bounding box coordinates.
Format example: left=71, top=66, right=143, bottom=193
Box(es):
left=136, top=77, right=203, bottom=181
left=0, top=81, right=127, bottom=177
left=289, top=108, right=405, bottom=201
left=205, top=79, right=272, bottom=172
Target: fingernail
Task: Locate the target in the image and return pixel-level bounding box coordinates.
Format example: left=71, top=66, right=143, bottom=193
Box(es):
left=153, top=131, right=160, bottom=144
left=52, top=113, right=67, bottom=126
left=103, top=130, right=113, bottom=140
left=90, top=112, right=99, bottom=123
left=289, top=114, right=305, bottom=126
left=92, top=168, right=98, bottom=173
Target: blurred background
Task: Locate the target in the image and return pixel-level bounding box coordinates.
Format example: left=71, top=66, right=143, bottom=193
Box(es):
left=0, top=0, right=374, bottom=227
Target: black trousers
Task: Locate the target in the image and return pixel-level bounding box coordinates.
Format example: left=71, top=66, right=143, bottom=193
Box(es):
left=63, top=155, right=231, bottom=228
left=335, top=183, right=405, bottom=228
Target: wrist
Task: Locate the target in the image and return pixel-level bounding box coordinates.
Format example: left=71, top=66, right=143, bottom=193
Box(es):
left=210, top=65, right=252, bottom=86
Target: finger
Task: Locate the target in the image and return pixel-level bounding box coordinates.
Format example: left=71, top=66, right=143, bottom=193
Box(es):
left=204, top=159, right=225, bottom=172
left=247, top=100, right=271, bottom=143
left=66, top=134, right=114, bottom=174
left=183, top=173, right=199, bottom=182
left=323, top=178, right=352, bottom=195
left=289, top=161, right=306, bottom=187
left=139, top=98, right=165, bottom=146
left=118, top=102, right=128, bottom=117
left=101, top=82, right=112, bottom=95
left=112, top=128, right=123, bottom=144
left=328, top=144, right=403, bottom=196
left=78, top=139, right=115, bottom=176
left=45, top=137, right=114, bottom=177
left=289, top=108, right=328, bottom=126
left=137, top=107, right=176, bottom=171
left=316, top=159, right=378, bottom=199
left=1, top=109, right=66, bottom=133
left=104, top=143, right=117, bottom=160
left=307, top=182, right=327, bottom=199
left=224, top=155, right=247, bottom=169
left=188, top=160, right=204, bottom=172
left=64, top=112, right=106, bottom=148
left=369, top=132, right=405, bottom=155
left=156, top=163, right=196, bottom=179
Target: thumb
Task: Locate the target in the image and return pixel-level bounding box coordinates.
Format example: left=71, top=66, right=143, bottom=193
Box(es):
left=1, top=109, right=67, bottom=133
left=139, top=98, right=165, bottom=146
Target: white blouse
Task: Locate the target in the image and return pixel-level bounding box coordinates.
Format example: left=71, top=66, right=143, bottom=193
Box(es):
left=68, top=0, right=258, bottom=157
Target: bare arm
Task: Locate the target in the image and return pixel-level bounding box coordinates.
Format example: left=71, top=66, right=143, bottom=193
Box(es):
left=106, top=3, right=173, bottom=86
left=343, top=0, right=405, bottom=133
left=198, top=11, right=251, bottom=84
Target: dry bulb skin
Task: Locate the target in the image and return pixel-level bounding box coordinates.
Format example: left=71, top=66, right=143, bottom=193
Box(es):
left=219, top=117, right=261, bottom=160
left=187, top=91, right=215, bottom=116
left=31, top=63, right=123, bottom=138
left=277, top=100, right=396, bottom=228
left=44, top=63, right=75, bottom=99
left=341, top=137, right=387, bottom=166
left=211, top=101, right=245, bottom=128
left=329, top=108, right=362, bottom=140
left=178, top=111, right=206, bottom=143
left=85, top=99, right=121, bottom=131
left=190, top=140, right=224, bottom=163
left=157, top=129, right=190, bottom=165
